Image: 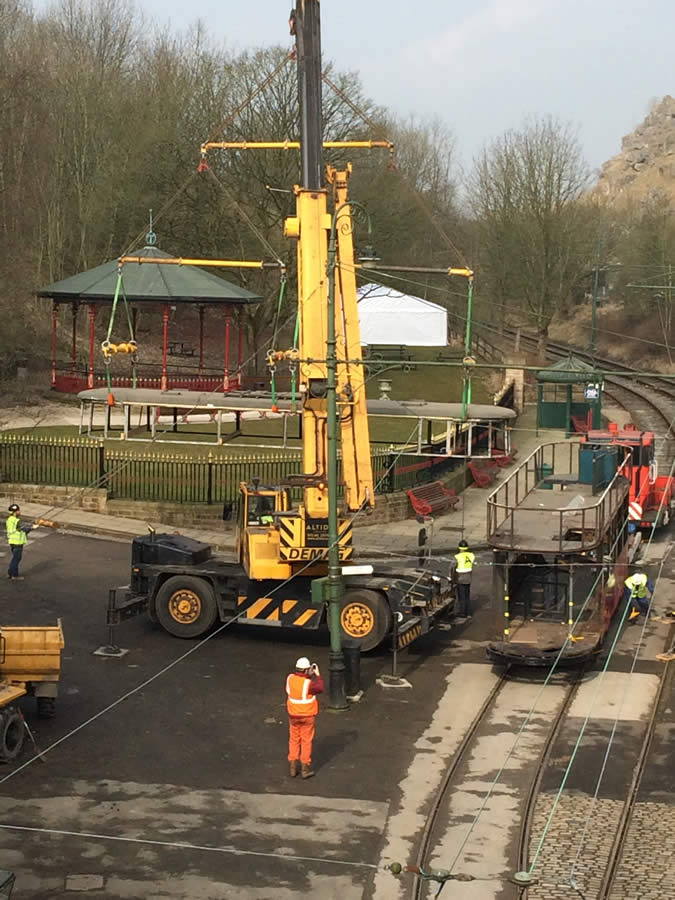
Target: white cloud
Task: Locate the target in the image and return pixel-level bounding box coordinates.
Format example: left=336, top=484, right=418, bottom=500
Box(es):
left=413, top=0, right=549, bottom=65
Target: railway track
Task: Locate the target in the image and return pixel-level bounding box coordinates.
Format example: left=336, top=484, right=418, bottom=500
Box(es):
left=475, top=322, right=675, bottom=467
left=408, top=673, right=580, bottom=900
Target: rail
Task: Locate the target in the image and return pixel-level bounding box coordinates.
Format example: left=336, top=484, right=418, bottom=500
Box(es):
left=487, top=442, right=631, bottom=552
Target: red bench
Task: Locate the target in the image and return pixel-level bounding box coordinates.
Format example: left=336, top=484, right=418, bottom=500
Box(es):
left=407, top=481, right=460, bottom=517
left=468, top=459, right=498, bottom=488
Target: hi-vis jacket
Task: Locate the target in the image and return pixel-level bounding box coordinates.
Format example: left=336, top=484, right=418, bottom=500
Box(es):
left=6, top=515, right=27, bottom=547
left=286, top=673, right=319, bottom=717
left=624, top=573, right=650, bottom=599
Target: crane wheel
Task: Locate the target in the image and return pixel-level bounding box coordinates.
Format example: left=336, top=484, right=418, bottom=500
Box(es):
left=154, top=575, right=218, bottom=638
left=340, top=589, right=392, bottom=652
left=0, top=709, right=25, bottom=763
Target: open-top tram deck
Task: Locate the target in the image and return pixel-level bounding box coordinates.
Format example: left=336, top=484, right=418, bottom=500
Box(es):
left=487, top=441, right=631, bottom=554
left=487, top=442, right=637, bottom=668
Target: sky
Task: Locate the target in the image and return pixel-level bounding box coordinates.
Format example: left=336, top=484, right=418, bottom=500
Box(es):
left=36, top=0, right=673, bottom=175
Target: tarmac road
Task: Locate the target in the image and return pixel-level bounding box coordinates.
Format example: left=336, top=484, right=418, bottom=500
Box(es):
left=0, top=530, right=671, bottom=899
left=0, top=530, right=473, bottom=899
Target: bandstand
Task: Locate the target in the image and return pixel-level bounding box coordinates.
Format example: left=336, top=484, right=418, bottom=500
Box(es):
left=37, top=243, right=263, bottom=394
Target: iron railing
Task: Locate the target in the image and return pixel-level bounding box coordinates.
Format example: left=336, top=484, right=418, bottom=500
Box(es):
left=487, top=442, right=631, bottom=552
left=0, top=435, right=458, bottom=505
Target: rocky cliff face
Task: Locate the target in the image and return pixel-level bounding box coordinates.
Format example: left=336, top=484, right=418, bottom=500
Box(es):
left=594, top=95, right=675, bottom=203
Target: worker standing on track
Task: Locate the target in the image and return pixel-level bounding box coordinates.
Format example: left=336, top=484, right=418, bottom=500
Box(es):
left=452, top=540, right=476, bottom=619
left=286, top=656, right=324, bottom=779
left=624, top=570, right=654, bottom=621
left=6, top=504, right=36, bottom=581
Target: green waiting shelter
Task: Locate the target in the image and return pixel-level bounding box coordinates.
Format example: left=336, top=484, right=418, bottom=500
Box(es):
left=536, top=354, right=603, bottom=437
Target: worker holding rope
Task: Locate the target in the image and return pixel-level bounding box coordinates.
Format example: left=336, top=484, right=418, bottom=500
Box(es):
left=6, top=504, right=37, bottom=581
left=624, top=569, right=655, bottom=621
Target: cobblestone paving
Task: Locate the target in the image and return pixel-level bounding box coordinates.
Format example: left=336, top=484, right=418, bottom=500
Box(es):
left=609, top=801, right=675, bottom=900
left=526, top=794, right=675, bottom=900
left=527, top=792, right=623, bottom=900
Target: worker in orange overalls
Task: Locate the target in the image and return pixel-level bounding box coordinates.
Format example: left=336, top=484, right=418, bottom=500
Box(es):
left=286, top=656, right=324, bottom=779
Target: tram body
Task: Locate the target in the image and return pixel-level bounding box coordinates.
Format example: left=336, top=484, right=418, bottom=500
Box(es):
left=486, top=441, right=638, bottom=667
left=582, top=424, right=674, bottom=529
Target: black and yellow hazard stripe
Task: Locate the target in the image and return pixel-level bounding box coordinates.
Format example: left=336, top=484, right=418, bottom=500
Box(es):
left=278, top=517, right=301, bottom=551
left=236, top=595, right=320, bottom=628
left=397, top=623, right=423, bottom=650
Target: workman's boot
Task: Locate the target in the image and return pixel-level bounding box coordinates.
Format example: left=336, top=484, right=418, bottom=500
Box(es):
left=289, top=760, right=299, bottom=778
left=301, top=763, right=315, bottom=779
left=629, top=609, right=640, bottom=622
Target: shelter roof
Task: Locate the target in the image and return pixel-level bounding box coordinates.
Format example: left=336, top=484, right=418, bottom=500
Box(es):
left=37, top=245, right=263, bottom=305
left=536, top=353, right=603, bottom=384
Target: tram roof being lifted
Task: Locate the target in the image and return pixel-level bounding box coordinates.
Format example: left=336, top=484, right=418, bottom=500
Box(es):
left=77, top=387, right=516, bottom=457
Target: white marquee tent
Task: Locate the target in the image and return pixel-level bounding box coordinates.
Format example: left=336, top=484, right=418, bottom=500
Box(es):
left=356, top=283, right=447, bottom=346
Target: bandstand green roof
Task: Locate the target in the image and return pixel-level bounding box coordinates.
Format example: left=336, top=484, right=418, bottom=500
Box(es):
left=37, top=245, right=263, bottom=305
left=535, top=353, right=603, bottom=384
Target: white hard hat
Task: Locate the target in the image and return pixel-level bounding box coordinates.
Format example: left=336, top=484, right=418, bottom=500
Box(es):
left=296, top=656, right=311, bottom=669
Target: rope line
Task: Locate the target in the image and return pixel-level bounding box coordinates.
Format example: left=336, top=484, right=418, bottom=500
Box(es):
left=526, top=409, right=675, bottom=877
left=0, top=823, right=376, bottom=870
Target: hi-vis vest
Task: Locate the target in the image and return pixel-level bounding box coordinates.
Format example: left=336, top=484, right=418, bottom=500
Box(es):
left=286, top=673, right=318, bottom=717
left=6, top=515, right=26, bottom=547
left=625, top=573, right=648, bottom=598
left=454, top=551, right=475, bottom=573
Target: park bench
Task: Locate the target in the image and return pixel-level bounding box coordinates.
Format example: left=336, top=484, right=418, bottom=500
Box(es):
left=168, top=341, right=196, bottom=358
left=406, top=481, right=460, bottom=517
left=571, top=414, right=590, bottom=434
left=468, top=459, right=499, bottom=488
left=491, top=448, right=517, bottom=468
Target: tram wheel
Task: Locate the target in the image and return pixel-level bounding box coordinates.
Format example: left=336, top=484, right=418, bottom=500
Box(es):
left=155, top=576, right=218, bottom=638
left=0, top=708, right=25, bottom=763
left=340, top=589, right=391, bottom=652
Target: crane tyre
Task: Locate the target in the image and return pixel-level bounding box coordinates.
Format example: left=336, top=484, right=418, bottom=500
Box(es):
left=0, top=709, right=25, bottom=762
left=340, top=589, right=392, bottom=652
left=155, top=576, right=218, bottom=639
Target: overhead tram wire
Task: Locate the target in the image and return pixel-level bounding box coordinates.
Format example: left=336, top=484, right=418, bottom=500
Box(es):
left=349, top=260, right=675, bottom=355
left=321, top=73, right=469, bottom=271
left=0, top=418, right=424, bottom=788
left=556, top=429, right=675, bottom=893
left=434, top=434, right=662, bottom=881
left=522, top=411, right=675, bottom=888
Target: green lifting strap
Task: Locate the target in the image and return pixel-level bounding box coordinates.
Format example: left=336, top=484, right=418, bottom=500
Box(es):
left=269, top=274, right=287, bottom=406
left=104, top=270, right=137, bottom=389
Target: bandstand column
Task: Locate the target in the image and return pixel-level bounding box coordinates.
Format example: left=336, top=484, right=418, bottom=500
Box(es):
left=71, top=302, right=78, bottom=374
left=198, top=306, right=205, bottom=375
left=161, top=303, right=169, bottom=391
left=223, top=307, right=231, bottom=391
left=51, top=301, right=58, bottom=387
left=87, top=303, right=96, bottom=389
left=237, top=308, right=243, bottom=387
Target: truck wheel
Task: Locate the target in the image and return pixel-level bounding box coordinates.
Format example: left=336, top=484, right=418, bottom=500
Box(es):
left=340, top=589, right=392, bottom=652
left=37, top=697, right=56, bottom=719
left=0, top=709, right=25, bottom=762
left=155, top=576, right=218, bottom=639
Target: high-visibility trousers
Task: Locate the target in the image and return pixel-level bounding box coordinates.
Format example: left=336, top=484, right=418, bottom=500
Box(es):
left=288, top=715, right=316, bottom=765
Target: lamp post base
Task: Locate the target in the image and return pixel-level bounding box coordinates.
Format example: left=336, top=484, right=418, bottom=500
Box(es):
left=328, top=649, right=348, bottom=710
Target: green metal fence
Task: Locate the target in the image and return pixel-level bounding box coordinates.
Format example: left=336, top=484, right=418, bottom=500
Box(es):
left=0, top=435, right=459, bottom=504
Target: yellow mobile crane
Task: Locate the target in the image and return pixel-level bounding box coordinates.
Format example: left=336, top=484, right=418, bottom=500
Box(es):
left=114, top=1, right=455, bottom=652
